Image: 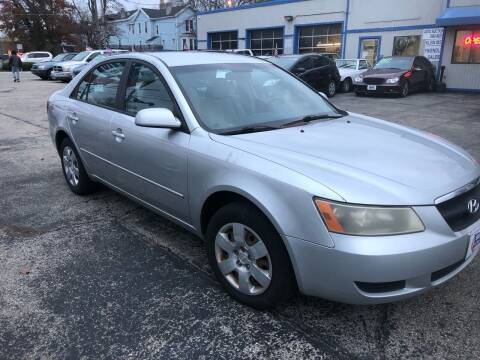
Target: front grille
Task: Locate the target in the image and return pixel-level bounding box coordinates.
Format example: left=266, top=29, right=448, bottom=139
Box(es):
left=53, top=66, right=63, bottom=72
left=363, top=77, right=385, bottom=85
left=436, top=183, right=480, bottom=232
left=355, top=280, right=405, bottom=293
left=431, top=260, right=464, bottom=282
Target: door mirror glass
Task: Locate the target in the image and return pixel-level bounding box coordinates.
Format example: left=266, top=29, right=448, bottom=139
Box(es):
left=135, top=108, right=181, bottom=129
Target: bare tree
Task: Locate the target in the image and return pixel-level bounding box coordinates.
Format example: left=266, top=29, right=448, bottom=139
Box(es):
left=185, top=0, right=259, bottom=11
left=71, top=0, right=123, bottom=49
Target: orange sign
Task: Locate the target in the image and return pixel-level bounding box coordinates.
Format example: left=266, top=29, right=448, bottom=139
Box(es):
left=464, top=36, right=480, bottom=46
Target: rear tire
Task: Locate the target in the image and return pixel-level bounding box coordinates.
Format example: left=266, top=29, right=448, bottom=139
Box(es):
left=206, top=201, right=297, bottom=309
left=60, top=137, right=97, bottom=195
left=326, top=80, right=336, bottom=97
left=400, top=81, right=409, bottom=97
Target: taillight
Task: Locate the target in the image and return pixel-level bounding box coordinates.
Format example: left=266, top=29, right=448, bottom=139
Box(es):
left=403, top=71, right=412, bottom=78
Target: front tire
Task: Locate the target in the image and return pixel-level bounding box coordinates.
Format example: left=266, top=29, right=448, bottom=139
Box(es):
left=60, top=138, right=97, bottom=195
left=206, top=201, right=297, bottom=309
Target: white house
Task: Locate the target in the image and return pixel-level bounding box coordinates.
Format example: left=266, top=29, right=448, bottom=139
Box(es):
left=196, top=0, right=480, bottom=92
left=107, top=3, right=196, bottom=51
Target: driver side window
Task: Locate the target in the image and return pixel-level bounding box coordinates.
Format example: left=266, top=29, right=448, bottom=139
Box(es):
left=293, top=57, right=312, bottom=73
left=124, top=62, right=175, bottom=116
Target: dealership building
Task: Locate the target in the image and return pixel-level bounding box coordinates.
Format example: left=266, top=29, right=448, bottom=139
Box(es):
left=196, top=0, right=480, bottom=91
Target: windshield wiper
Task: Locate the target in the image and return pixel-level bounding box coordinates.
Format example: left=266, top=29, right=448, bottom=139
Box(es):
left=219, top=124, right=280, bottom=135
left=280, top=113, right=345, bottom=128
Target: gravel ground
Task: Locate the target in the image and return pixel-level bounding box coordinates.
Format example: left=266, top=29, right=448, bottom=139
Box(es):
left=0, top=71, right=479, bottom=359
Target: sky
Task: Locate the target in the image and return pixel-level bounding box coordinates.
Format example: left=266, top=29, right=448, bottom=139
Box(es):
left=119, top=0, right=162, bottom=10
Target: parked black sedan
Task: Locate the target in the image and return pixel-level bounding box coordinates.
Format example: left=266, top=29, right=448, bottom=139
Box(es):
left=353, top=56, right=436, bottom=97
left=31, top=52, right=77, bottom=80
left=267, top=54, right=341, bottom=97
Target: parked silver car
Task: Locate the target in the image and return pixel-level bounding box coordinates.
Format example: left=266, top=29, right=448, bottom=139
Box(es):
left=48, top=52, right=480, bottom=309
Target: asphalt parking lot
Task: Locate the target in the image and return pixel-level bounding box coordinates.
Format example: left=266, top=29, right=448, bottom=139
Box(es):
left=1, top=71, right=479, bottom=360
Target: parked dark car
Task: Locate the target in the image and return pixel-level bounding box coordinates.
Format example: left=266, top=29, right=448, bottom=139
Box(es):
left=31, top=53, right=78, bottom=80
left=353, top=56, right=436, bottom=97
left=267, top=54, right=341, bottom=97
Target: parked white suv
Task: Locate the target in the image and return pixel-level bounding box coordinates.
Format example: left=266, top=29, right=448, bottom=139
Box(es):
left=51, top=49, right=128, bottom=82
left=21, top=52, right=53, bottom=64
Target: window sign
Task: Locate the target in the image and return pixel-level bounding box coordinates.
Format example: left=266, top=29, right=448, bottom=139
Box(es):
left=423, top=28, right=444, bottom=62
left=452, top=30, right=480, bottom=64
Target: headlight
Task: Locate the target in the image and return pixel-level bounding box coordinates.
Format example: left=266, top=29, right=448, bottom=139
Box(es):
left=354, top=76, right=363, bottom=83
left=314, top=198, right=424, bottom=236
left=386, top=77, right=400, bottom=84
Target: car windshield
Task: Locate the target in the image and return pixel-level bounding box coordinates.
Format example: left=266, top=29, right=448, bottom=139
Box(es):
left=336, top=60, right=357, bottom=69
left=71, top=51, right=91, bottom=61
left=170, top=63, right=338, bottom=133
left=374, top=57, right=412, bottom=70
left=267, top=56, right=300, bottom=70
left=52, top=54, right=69, bottom=61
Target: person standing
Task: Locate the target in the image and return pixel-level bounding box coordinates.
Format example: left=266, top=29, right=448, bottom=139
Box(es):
left=8, top=50, right=22, bottom=83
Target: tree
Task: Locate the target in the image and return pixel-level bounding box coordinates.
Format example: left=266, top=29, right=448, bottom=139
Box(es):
left=0, top=0, right=79, bottom=52
left=70, top=0, right=122, bottom=49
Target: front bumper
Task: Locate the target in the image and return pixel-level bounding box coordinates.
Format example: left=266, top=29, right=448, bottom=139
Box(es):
left=284, top=206, right=479, bottom=304
left=354, top=83, right=402, bottom=94
left=31, top=69, right=51, bottom=77
left=51, top=71, right=73, bottom=81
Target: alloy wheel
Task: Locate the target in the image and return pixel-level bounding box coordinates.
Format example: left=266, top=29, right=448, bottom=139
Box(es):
left=62, top=146, right=80, bottom=187
left=328, top=81, right=336, bottom=97
left=214, top=222, right=272, bottom=295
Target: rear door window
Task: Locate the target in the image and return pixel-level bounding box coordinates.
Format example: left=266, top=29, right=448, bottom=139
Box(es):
left=74, top=61, right=126, bottom=109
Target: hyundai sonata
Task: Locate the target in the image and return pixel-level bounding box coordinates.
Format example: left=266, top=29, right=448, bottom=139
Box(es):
left=48, top=52, right=480, bottom=309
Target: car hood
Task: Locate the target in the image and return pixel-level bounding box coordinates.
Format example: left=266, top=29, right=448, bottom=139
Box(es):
left=57, top=60, right=84, bottom=68
left=362, top=68, right=407, bottom=78
left=338, top=68, right=363, bottom=80
left=211, top=113, right=479, bottom=205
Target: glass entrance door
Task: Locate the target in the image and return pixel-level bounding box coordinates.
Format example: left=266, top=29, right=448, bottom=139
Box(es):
left=359, top=37, right=381, bottom=65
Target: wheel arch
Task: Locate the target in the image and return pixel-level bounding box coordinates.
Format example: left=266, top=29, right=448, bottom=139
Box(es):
left=200, top=187, right=303, bottom=290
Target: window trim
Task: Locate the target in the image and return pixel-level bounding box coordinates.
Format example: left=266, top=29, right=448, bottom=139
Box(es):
left=392, top=35, right=422, bottom=57
left=117, top=60, right=190, bottom=133
left=207, top=30, right=239, bottom=50
left=70, top=59, right=190, bottom=133
left=451, top=29, right=480, bottom=65
left=246, top=26, right=285, bottom=56
left=293, top=21, right=344, bottom=55
left=70, top=59, right=128, bottom=112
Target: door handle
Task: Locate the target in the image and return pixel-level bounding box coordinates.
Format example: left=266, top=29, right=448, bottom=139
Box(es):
left=67, top=113, right=79, bottom=124
left=112, top=129, right=125, bottom=141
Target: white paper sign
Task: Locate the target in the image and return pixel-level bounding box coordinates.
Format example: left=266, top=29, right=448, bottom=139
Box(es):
left=423, top=28, right=444, bottom=61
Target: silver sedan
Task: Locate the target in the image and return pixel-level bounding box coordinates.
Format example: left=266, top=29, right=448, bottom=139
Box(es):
left=48, top=52, right=480, bottom=309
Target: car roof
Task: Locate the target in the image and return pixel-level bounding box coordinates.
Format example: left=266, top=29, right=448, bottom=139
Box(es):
left=147, top=51, right=265, bottom=66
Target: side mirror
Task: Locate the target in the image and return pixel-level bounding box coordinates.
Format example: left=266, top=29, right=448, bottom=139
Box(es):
left=135, top=108, right=181, bottom=129
left=318, top=92, right=328, bottom=99
left=294, top=67, right=306, bottom=73
left=413, top=67, right=422, bottom=71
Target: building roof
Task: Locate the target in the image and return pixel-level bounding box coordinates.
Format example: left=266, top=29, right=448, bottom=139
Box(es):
left=436, top=6, right=480, bottom=27
left=106, top=6, right=190, bottom=22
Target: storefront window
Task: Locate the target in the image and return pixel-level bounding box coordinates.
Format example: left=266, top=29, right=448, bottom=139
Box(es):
left=393, top=36, right=421, bottom=56
left=249, top=28, right=284, bottom=56
left=452, top=30, right=480, bottom=64
left=298, top=24, right=342, bottom=55
left=210, top=31, right=238, bottom=50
